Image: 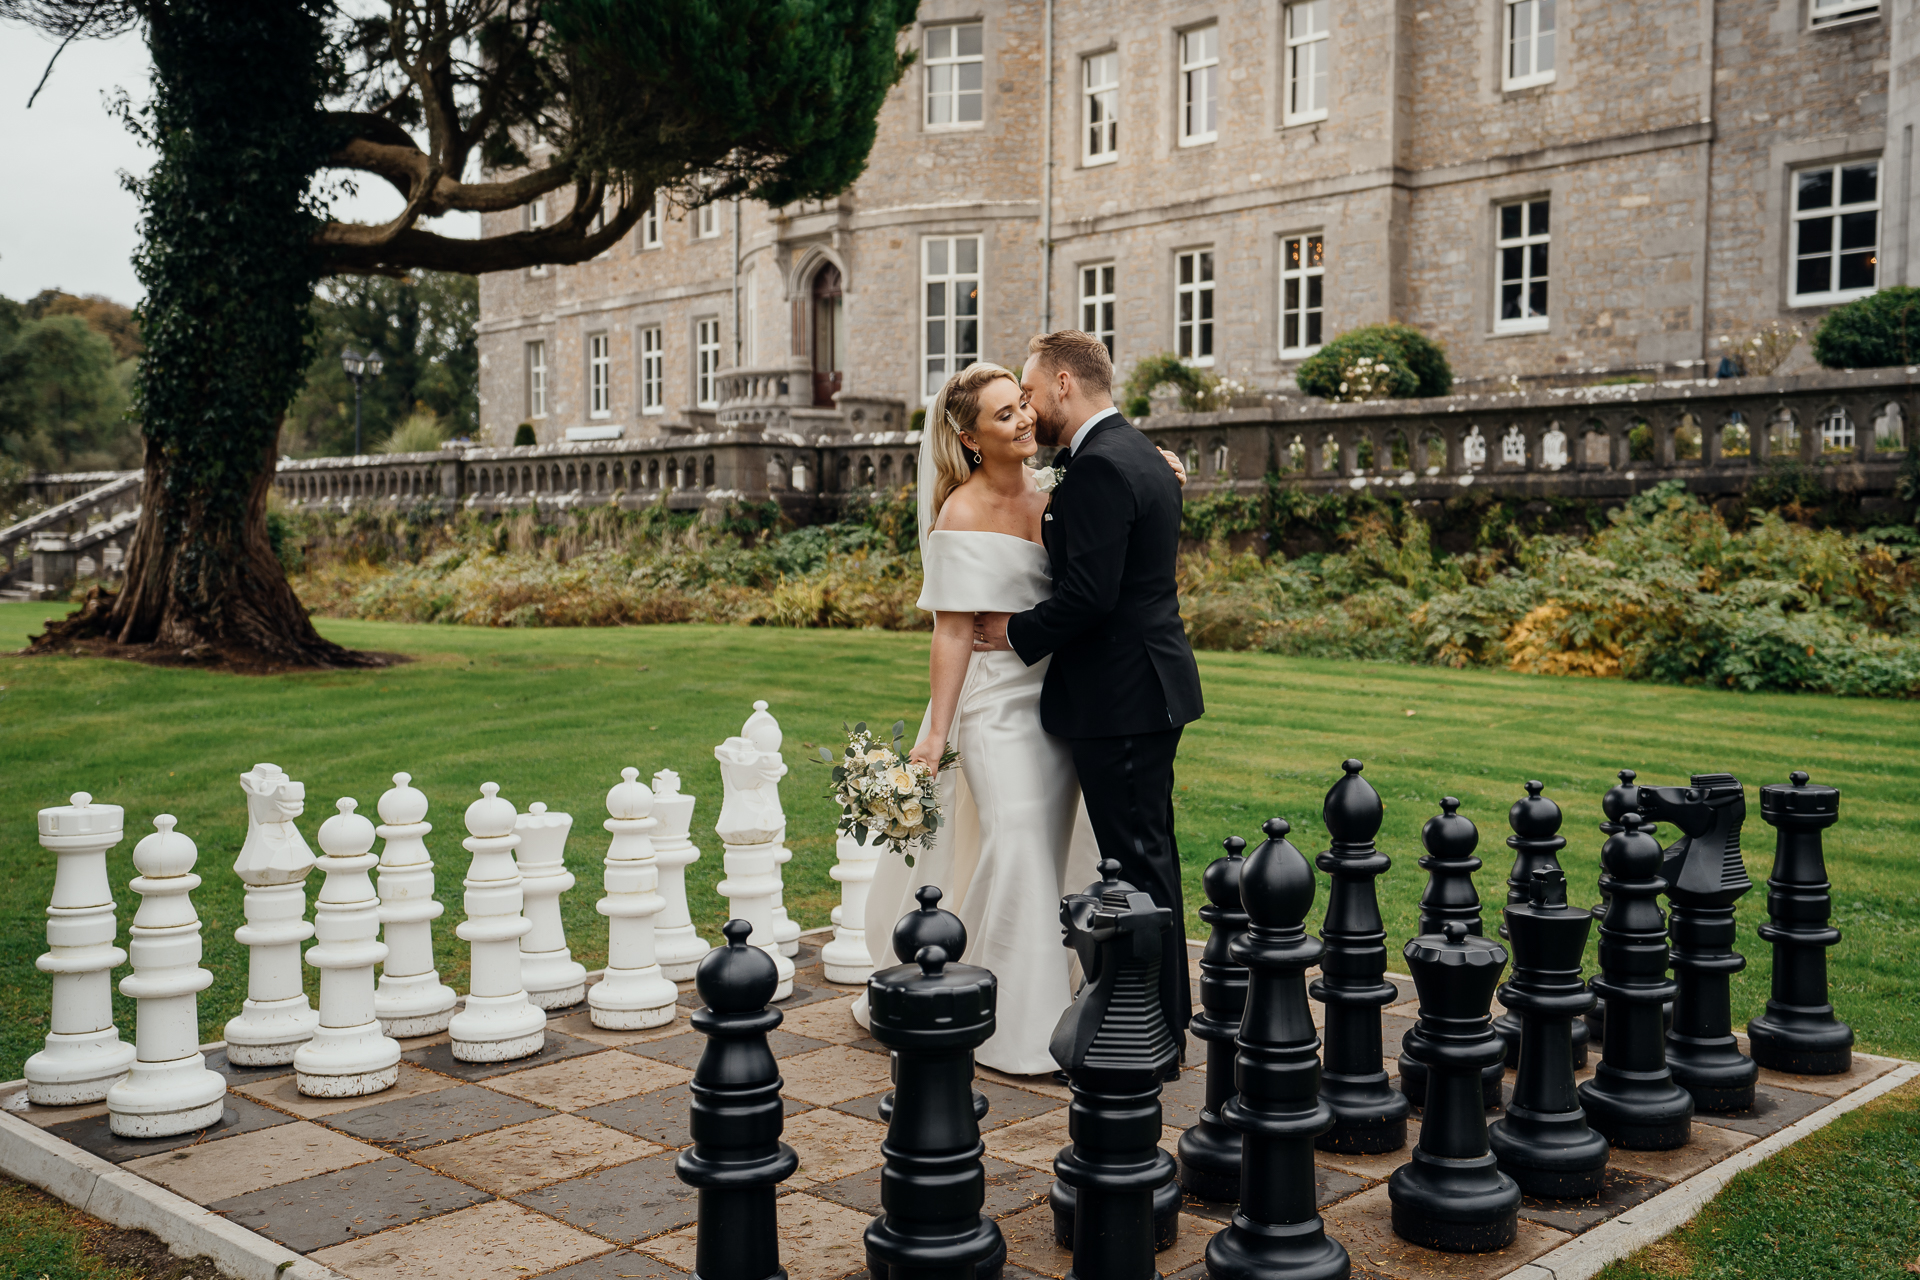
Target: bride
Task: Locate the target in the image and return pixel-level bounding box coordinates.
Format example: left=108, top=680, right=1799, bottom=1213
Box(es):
left=851, top=360, right=1181, bottom=1075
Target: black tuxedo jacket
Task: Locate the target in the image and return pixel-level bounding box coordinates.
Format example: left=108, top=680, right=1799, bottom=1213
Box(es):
left=1007, top=414, right=1205, bottom=738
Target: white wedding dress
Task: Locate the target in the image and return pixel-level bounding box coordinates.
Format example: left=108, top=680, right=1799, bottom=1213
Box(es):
left=851, top=529, right=1101, bottom=1075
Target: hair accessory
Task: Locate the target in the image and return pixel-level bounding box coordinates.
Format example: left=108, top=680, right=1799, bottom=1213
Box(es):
left=945, top=411, right=965, bottom=435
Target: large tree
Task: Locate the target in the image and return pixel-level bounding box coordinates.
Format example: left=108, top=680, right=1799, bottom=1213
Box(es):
left=6, top=0, right=917, bottom=668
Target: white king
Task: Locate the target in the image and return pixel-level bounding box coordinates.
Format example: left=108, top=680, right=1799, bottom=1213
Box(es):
left=108, top=815, right=227, bottom=1136
left=589, top=769, right=679, bottom=1029
left=372, top=773, right=458, bottom=1037
left=649, top=769, right=712, bottom=982
left=714, top=736, right=797, bottom=1000
left=742, top=701, right=802, bottom=958
left=295, top=799, right=401, bottom=1097
left=224, top=764, right=319, bottom=1065
left=449, top=783, right=546, bottom=1062
left=517, top=802, right=587, bottom=1010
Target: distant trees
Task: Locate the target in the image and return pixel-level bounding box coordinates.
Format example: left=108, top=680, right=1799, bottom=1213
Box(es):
left=0, top=291, right=143, bottom=473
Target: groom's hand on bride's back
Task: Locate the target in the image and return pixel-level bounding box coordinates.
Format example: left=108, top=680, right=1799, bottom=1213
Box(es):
left=972, top=612, right=1013, bottom=652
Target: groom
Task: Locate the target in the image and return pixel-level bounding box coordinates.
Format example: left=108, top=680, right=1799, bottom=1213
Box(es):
left=973, top=329, right=1205, bottom=1063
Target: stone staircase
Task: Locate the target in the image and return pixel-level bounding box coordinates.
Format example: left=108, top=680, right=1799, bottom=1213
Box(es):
left=0, top=471, right=142, bottom=602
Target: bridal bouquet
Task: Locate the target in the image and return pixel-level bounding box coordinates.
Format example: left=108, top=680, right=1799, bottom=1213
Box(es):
left=819, top=720, right=958, bottom=864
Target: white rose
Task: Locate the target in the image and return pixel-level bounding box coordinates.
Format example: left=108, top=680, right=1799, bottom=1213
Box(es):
left=1032, top=466, right=1062, bottom=493
left=901, top=800, right=925, bottom=825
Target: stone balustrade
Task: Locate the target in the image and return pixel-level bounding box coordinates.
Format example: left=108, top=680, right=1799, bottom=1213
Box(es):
left=2, top=472, right=145, bottom=596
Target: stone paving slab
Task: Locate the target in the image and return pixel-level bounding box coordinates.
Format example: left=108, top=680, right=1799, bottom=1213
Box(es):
left=210, top=1154, right=493, bottom=1253
left=325, top=1083, right=555, bottom=1153
left=122, top=1120, right=386, bottom=1203
left=485, top=1052, right=692, bottom=1113
left=578, top=1082, right=810, bottom=1150
left=1694, top=1082, right=1833, bottom=1137
left=307, top=1198, right=609, bottom=1280
left=47, top=1096, right=292, bottom=1164
left=401, top=1031, right=606, bottom=1082
left=510, top=1149, right=698, bottom=1244
left=412, top=1112, right=665, bottom=1195
left=235, top=1063, right=455, bottom=1120
left=621, top=1028, right=830, bottom=1071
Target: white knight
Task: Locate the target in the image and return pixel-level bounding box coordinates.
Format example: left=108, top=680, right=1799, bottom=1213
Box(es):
left=713, top=735, right=796, bottom=1000
left=224, top=764, right=319, bottom=1065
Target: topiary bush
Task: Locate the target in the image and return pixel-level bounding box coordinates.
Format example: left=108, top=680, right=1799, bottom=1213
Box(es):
left=1811, top=286, right=1920, bottom=369
left=513, top=422, right=537, bottom=446
left=1122, top=353, right=1214, bottom=418
left=1295, top=323, right=1453, bottom=401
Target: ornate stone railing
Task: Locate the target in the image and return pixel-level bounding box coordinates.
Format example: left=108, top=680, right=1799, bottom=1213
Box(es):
left=1, top=472, right=144, bottom=594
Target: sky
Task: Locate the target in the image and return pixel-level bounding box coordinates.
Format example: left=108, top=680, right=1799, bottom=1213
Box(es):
left=0, top=19, right=477, bottom=308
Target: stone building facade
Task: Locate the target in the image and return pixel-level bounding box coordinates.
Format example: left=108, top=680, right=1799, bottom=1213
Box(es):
left=475, top=0, right=1916, bottom=447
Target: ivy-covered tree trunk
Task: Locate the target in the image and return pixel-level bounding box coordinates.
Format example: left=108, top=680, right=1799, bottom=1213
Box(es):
left=35, top=0, right=376, bottom=668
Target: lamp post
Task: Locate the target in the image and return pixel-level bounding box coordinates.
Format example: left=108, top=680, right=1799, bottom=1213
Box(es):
left=340, top=347, right=386, bottom=454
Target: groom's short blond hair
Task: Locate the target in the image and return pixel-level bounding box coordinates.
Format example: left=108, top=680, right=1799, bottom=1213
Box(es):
left=1027, top=330, right=1113, bottom=395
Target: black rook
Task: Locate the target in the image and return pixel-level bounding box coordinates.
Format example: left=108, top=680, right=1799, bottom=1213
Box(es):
left=1747, top=771, right=1853, bottom=1075
left=1178, top=837, right=1250, bottom=1202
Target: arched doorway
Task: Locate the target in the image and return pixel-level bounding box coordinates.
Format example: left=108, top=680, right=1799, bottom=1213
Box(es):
left=812, top=263, right=845, bottom=407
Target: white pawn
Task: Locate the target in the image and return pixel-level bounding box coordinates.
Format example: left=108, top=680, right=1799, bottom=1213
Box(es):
left=714, top=736, right=797, bottom=1000
left=225, top=764, right=319, bottom=1065
left=449, top=783, right=546, bottom=1063
left=517, top=802, right=587, bottom=1009
left=296, top=799, right=401, bottom=1097
left=820, top=829, right=882, bottom=985
left=742, top=701, right=802, bottom=958
left=649, top=769, right=711, bottom=982
left=110, top=816, right=228, bottom=1135
left=27, top=793, right=135, bottom=1106
left=372, top=773, right=457, bottom=1037
left=589, top=769, right=680, bottom=1029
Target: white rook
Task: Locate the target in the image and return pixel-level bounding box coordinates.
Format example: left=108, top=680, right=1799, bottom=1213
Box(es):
left=820, top=829, right=882, bottom=985
left=649, top=769, right=711, bottom=983
left=372, top=773, right=457, bottom=1037
left=589, top=769, right=679, bottom=1030
left=743, top=701, right=802, bottom=958
left=27, top=793, right=135, bottom=1105
left=449, top=783, right=546, bottom=1062
left=714, top=736, right=796, bottom=1000
left=296, top=799, right=401, bottom=1097
left=225, top=764, right=319, bottom=1066
left=518, top=802, right=587, bottom=1010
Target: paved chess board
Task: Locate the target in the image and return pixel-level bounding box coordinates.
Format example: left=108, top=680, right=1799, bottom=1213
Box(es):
left=2, top=937, right=1905, bottom=1280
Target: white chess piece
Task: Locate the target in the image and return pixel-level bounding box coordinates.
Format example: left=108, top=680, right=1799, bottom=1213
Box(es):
left=109, top=815, right=228, bottom=1136
left=449, top=783, right=546, bottom=1062
left=517, top=802, right=587, bottom=1009
left=372, top=773, right=457, bottom=1037
left=224, top=764, right=319, bottom=1065
left=26, top=793, right=136, bottom=1105
left=649, top=770, right=711, bottom=982
left=743, top=701, right=803, bottom=958
left=295, top=799, right=401, bottom=1097
left=713, top=736, right=797, bottom=1000
left=820, top=829, right=882, bottom=985
left=589, top=769, right=680, bottom=1029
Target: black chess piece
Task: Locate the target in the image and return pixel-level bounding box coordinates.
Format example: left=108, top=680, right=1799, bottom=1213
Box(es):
left=1494, top=782, right=1590, bottom=1070
left=1747, top=771, right=1853, bottom=1075
left=1487, top=868, right=1609, bottom=1198
left=1311, top=764, right=1411, bottom=1155
left=1640, top=774, right=1758, bottom=1112
left=864, top=944, right=1006, bottom=1280
left=1398, top=798, right=1504, bottom=1109
left=1178, top=836, right=1249, bottom=1202
left=1586, top=769, right=1648, bottom=1045
left=1578, top=814, right=1695, bottom=1150
left=676, top=919, right=799, bottom=1280
left=1389, top=921, right=1520, bottom=1253
left=876, top=886, right=988, bottom=1125
left=1205, top=818, right=1350, bottom=1280
left=1048, top=877, right=1182, bottom=1280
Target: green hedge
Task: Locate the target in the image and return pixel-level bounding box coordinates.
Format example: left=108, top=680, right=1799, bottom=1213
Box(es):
left=1812, top=287, right=1920, bottom=369
left=1294, top=322, right=1453, bottom=400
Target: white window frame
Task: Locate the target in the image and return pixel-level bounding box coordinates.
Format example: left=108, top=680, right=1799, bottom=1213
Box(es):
left=1174, top=248, right=1215, bottom=366
left=1080, top=263, right=1117, bottom=356
left=696, top=201, right=721, bottom=240
left=1279, top=234, right=1325, bottom=356
left=1179, top=26, right=1219, bottom=146
left=1809, top=0, right=1879, bottom=26
left=922, top=235, right=983, bottom=401
left=695, top=318, right=721, bottom=409
left=639, top=194, right=662, bottom=250
left=1284, top=1, right=1330, bottom=126
left=588, top=331, right=611, bottom=418
left=1494, top=198, right=1551, bottom=334
left=924, top=22, right=985, bottom=129
left=526, top=340, right=547, bottom=419
left=639, top=325, right=664, bottom=414
left=526, top=197, right=549, bottom=277
left=1083, top=51, right=1119, bottom=164
left=742, top=266, right=757, bottom=367
left=1503, top=0, right=1557, bottom=91
left=1789, top=159, right=1882, bottom=307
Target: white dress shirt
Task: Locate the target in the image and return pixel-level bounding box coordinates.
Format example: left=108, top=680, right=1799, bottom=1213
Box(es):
left=1067, top=405, right=1122, bottom=455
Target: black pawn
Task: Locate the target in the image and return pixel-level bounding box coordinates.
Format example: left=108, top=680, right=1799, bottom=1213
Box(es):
left=1578, top=814, right=1695, bottom=1149
left=1488, top=868, right=1609, bottom=1198
left=1495, top=782, right=1590, bottom=1070
left=864, top=944, right=1006, bottom=1280
left=1748, top=771, right=1853, bottom=1075
left=878, top=886, right=987, bottom=1124
left=1205, top=819, right=1350, bottom=1280
left=1311, top=763, right=1411, bottom=1155
left=1178, top=836, right=1249, bottom=1202
left=1586, top=769, right=1647, bottom=1045
left=1641, top=774, right=1758, bottom=1112
left=1049, top=878, right=1181, bottom=1280
left=1389, top=921, right=1519, bottom=1253
left=1398, top=798, right=1503, bottom=1109
left=677, top=919, right=798, bottom=1280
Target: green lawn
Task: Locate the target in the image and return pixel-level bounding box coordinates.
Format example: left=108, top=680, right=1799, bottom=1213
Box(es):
left=1, top=602, right=1916, bottom=1084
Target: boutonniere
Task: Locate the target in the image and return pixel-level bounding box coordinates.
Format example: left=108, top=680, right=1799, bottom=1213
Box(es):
left=1031, top=466, right=1063, bottom=494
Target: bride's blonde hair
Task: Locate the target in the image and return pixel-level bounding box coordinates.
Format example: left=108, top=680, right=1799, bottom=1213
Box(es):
left=926, top=362, right=1019, bottom=525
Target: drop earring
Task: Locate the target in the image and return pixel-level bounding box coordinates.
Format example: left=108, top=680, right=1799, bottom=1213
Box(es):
left=972, top=450, right=982, bottom=464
